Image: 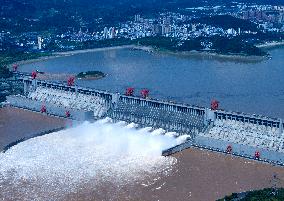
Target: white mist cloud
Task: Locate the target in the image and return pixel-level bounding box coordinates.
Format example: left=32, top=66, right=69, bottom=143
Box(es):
left=0, top=119, right=180, bottom=200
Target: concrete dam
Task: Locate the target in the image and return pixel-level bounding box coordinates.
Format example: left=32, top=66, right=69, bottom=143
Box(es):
left=6, top=75, right=284, bottom=166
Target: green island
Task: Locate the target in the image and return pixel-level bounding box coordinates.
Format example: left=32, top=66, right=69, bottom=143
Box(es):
left=76, top=71, right=106, bottom=80
left=217, top=188, right=284, bottom=201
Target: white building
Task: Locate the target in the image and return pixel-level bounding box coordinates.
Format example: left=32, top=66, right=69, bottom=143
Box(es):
left=37, top=36, right=43, bottom=50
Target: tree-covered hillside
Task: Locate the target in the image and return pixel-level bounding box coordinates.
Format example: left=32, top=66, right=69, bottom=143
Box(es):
left=191, top=15, right=258, bottom=32
left=1, top=0, right=283, bottom=33
left=218, top=188, right=284, bottom=201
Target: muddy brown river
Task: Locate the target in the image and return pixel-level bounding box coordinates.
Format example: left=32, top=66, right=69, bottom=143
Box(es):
left=0, top=107, right=66, bottom=150
left=1, top=107, right=284, bottom=201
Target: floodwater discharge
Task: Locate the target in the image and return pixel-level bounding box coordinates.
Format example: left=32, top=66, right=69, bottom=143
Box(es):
left=0, top=119, right=180, bottom=201
left=2, top=114, right=284, bottom=200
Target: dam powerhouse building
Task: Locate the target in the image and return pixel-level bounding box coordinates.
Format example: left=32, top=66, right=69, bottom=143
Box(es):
left=5, top=73, right=284, bottom=166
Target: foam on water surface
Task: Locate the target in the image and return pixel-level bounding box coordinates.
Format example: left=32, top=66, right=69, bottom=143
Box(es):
left=0, top=120, right=179, bottom=200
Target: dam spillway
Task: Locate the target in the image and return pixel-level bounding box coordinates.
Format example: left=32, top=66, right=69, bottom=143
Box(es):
left=0, top=120, right=178, bottom=200
left=6, top=75, right=284, bottom=165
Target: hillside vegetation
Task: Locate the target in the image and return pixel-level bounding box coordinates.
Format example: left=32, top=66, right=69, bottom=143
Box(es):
left=218, top=188, right=284, bottom=201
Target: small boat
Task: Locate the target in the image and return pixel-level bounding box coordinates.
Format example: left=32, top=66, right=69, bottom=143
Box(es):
left=36, top=70, right=45, bottom=74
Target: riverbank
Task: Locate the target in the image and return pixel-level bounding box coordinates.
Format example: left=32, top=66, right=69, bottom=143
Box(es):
left=12, top=44, right=269, bottom=69
left=256, top=41, right=284, bottom=49
left=12, top=45, right=155, bottom=69
left=10, top=45, right=137, bottom=68
left=155, top=49, right=267, bottom=63
left=14, top=43, right=270, bottom=71
left=55, top=45, right=136, bottom=56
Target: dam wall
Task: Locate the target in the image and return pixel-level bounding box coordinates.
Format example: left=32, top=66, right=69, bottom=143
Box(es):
left=162, top=136, right=284, bottom=166
left=107, top=95, right=207, bottom=136
left=17, top=77, right=284, bottom=131
left=215, top=110, right=283, bottom=133
left=17, top=77, right=284, bottom=132
left=162, top=141, right=193, bottom=156
left=194, top=135, right=284, bottom=165
left=7, top=95, right=93, bottom=121
left=18, top=77, right=210, bottom=137
left=10, top=75, right=284, bottom=165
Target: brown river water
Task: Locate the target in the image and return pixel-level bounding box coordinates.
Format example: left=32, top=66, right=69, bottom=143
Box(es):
left=66, top=149, right=284, bottom=201
left=0, top=107, right=66, bottom=150
left=1, top=107, right=284, bottom=201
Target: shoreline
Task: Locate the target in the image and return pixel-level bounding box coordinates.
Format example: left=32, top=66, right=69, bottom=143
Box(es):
left=12, top=45, right=153, bottom=68
left=54, top=45, right=136, bottom=56
left=12, top=44, right=273, bottom=68
left=256, top=41, right=284, bottom=49
left=155, top=49, right=267, bottom=63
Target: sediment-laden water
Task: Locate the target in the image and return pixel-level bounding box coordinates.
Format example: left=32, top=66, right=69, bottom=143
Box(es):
left=0, top=107, right=66, bottom=150
left=2, top=111, right=284, bottom=201
left=0, top=119, right=179, bottom=201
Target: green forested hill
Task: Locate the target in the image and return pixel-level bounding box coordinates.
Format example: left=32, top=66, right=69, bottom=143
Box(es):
left=218, top=188, right=284, bottom=201
left=0, top=0, right=283, bottom=33
left=191, top=15, right=258, bottom=32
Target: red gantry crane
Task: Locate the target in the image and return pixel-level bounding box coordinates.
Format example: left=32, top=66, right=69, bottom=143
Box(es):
left=65, top=111, right=71, bottom=118
left=255, top=151, right=261, bottom=160
left=125, top=88, right=134, bottom=96
left=31, top=71, right=37, bottom=79
left=141, top=89, right=149, bottom=99
left=211, top=99, right=219, bottom=110
left=13, top=64, right=18, bottom=72
left=40, top=105, right=47, bottom=113
left=67, top=76, right=75, bottom=86
left=226, top=145, right=233, bottom=154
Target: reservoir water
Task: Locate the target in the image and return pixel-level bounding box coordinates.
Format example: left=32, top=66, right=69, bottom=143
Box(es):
left=20, top=47, right=284, bottom=118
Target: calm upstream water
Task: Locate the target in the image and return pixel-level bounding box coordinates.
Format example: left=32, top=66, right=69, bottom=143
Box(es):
left=21, top=47, right=284, bottom=119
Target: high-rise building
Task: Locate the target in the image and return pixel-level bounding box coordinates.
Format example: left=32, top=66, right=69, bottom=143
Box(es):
left=279, top=13, right=284, bottom=23
left=135, top=14, right=141, bottom=22
left=153, top=23, right=162, bottom=35
left=227, top=28, right=237, bottom=35
left=37, top=36, right=43, bottom=50
left=162, top=25, right=171, bottom=36
left=103, top=27, right=108, bottom=39
left=109, top=27, right=116, bottom=39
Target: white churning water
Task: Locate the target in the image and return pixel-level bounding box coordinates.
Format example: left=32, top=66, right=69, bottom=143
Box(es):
left=0, top=118, right=184, bottom=200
